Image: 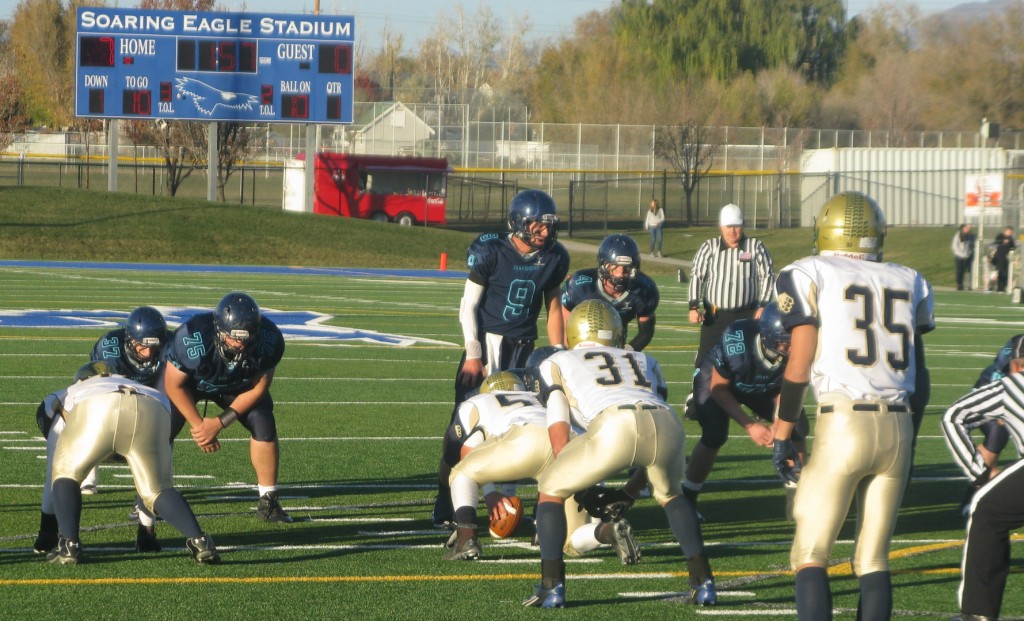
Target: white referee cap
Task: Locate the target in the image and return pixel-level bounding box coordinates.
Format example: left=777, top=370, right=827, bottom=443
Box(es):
left=719, top=204, right=744, bottom=227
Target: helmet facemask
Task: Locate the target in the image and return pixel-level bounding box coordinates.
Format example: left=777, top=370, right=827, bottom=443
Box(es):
left=213, top=292, right=261, bottom=364
left=599, top=261, right=637, bottom=293
left=514, top=215, right=560, bottom=250
left=216, top=327, right=257, bottom=363
left=125, top=334, right=164, bottom=372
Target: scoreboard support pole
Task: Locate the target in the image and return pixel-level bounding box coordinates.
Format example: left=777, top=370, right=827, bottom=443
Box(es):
left=207, top=122, right=217, bottom=202
left=305, top=123, right=316, bottom=213
left=107, top=120, right=119, bottom=192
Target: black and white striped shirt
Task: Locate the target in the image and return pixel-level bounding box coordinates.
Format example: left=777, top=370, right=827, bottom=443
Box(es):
left=688, top=235, right=774, bottom=311
left=942, top=372, right=1024, bottom=479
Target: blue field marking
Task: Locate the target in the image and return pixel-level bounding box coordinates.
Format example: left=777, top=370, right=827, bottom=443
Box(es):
left=0, top=308, right=456, bottom=347
left=0, top=260, right=467, bottom=280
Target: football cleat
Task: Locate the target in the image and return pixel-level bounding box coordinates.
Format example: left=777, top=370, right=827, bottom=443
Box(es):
left=688, top=579, right=717, bottom=605
left=79, top=484, right=97, bottom=495
left=46, top=537, right=82, bottom=565
left=609, top=518, right=641, bottom=565
left=136, top=525, right=161, bottom=553
left=522, top=583, right=566, bottom=608
left=186, top=533, right=220, bottom=564
left=33, top=530, right=58, bottom=555
left=256, top=491, right=293, bottom=523
left=442, top=532, right=481, bottom=561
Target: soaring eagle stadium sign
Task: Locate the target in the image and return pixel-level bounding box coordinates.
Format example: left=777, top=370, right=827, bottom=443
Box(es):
left=74, top=7, right=355, bottom=124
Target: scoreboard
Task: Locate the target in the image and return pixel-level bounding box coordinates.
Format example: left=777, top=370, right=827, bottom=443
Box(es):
left=75, top=7, right=354, bottom=124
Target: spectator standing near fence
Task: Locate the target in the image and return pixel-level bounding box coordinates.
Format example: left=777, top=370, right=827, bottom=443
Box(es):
left=951, top=224, right=976, bottom=291
left=687, top=203, right=775, bottom=380
left=991, top=226, right=1016, bottom=293
left=643, top=199, right=665, bottom=258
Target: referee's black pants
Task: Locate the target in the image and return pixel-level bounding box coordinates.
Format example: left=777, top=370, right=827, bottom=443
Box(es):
left=694, top=307, right=756, bottom=369
left=960, top=458, right=1024, bottom=618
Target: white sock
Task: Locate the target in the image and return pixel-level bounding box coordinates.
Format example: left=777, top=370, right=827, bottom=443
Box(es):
left=258, top=485, right=277, bottom=497
left=81, top=466, right=99, bottom=487
left=138, top=505, right=156, bottom=528
left=569, top=523, right=603, bottom=554
left=682, top=479, right=704, bottom=493
left=450, top=474, right=480, bottom=511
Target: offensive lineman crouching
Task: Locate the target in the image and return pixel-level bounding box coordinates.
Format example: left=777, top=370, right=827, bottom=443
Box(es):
left=161, top=292, right=290, bottom=522
left=527, top=299, right=715, bottom=608
left=46, top=362, right=218, bottom=565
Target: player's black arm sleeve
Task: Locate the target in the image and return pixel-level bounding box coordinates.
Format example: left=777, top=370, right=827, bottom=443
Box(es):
left=909, top=333, right=930, bottom=439
left=628, top=316, right=656, bottom=351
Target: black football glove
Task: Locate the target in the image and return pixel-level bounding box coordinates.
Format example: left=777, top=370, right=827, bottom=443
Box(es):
left=772, top=439, right=802, bottom=484
left=574, top=485, right=635, bottom=522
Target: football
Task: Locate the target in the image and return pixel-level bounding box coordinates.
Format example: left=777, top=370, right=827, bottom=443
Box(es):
left=488, top=495, right=523, bottom=539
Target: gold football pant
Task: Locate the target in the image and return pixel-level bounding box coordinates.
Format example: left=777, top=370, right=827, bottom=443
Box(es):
left=52, top=389, right=174, bottom=512
left=450, top=424, right=590, bottom=553
left=790, top=403, right=913, bottom=574
left=537, top=403, right=685, bottom=505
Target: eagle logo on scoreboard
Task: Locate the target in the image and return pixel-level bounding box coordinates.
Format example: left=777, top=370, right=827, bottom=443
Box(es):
left=174, top=76, right=259, bottom=116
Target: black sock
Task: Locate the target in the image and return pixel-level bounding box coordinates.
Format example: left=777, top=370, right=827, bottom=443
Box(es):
left=153, top=490, right=202, bottom=539
left=795, top=566, right=832, bottom=620
left=453, top=506, right=476, bottom=528
left=856, top=571, right=891, bottom=621
left=541, top=558, right=565, bottom=589
left=536, top=501, right=567, bottom=560
left=664, top=495, right=704, bottom=557
left=39, top=512, right=58, bottom=535
left=51, top=478, right=82, bottom=541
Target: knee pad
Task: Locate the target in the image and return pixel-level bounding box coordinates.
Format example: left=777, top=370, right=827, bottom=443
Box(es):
left=241, top=408, right=278, bottom=442
left=698, top=415, right=729, bottom=450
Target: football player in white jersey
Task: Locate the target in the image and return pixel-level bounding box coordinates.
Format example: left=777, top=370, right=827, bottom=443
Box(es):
left=444, top=371, right=641, bottom=565
left=772, top=192, right=934, bottom=620
left=525, top=299, right=715, bottom=608
left=44, top=362, right=219, bottom=565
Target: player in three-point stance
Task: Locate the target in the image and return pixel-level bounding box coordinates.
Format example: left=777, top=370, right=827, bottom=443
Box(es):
left=33, top=306, right=171, bottom=555
left=526, top=299, right=715, bottom=608
left=44, top=361, right=218, bottom=565
left=443, top=369, right=641, bottom=565
left=772, top=191, right=933, bottom=620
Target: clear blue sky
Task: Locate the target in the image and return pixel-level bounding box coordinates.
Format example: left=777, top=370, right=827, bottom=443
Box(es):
left=1, top=1, right=974, bottom=45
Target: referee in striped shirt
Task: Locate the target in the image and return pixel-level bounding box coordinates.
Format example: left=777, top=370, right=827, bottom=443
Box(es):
left=942, top=334, right=1024, bottom=621
left=688, top=203, right=775, bottom=371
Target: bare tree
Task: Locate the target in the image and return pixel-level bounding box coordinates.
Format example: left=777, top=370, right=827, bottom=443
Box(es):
left=654, top=84, right=723, bottom=225
left=214, top=122, right=258, bottom=201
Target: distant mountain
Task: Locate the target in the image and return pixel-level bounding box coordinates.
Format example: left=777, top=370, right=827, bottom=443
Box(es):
left=932, top=0, right=1017, bottom=20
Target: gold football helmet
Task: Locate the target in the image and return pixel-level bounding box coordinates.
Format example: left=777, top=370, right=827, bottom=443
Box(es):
left=814, top=191, right=886, bottom=261
left=566, top=299, right=624, bottom=349
left=479, top=371, right=526, bottom=394
left=74, top=361, right=113, bottom=383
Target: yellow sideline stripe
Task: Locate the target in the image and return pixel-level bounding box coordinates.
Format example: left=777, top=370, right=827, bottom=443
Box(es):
left=4, top=536, right=1018, bottom=587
